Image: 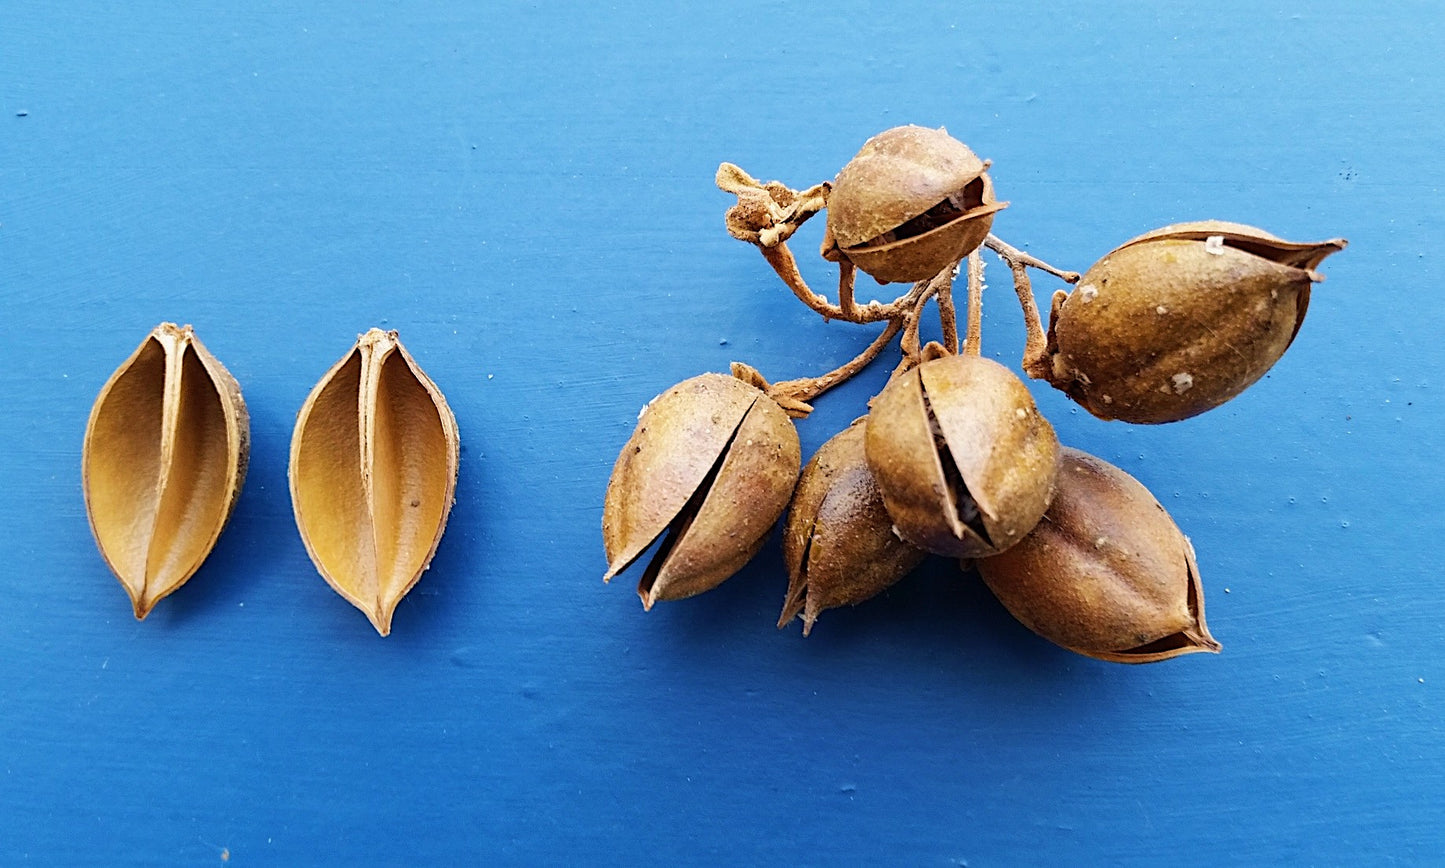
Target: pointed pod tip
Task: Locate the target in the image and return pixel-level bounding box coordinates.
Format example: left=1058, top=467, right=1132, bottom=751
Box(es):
left=779, top=584, right=807, bottom=630
left=639, top=589, right=656, bottom=612
left=1302, top=237, right=1348, bottom=275
left=367, top=608, right=394, bottom=637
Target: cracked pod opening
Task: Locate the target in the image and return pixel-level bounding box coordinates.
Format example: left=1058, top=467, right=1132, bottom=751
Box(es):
left=840, top=174, right=1006, bottom=284
left=602, top=373, right=801, bottom=608
left=920, top=384, right=993, bottom=548
left=632, top=406, right=751, bottom=609
left=778, top=421, right=925, bottom=635
left=865, top=356, right=1059, bottom=559
left=859, top=176, right=988, bottom=247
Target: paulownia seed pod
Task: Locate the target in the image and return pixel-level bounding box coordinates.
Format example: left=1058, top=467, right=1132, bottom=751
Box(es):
left=83, top=323, right=249, bottom=618
left=865, top=354, right=1060, bottom=558
left=290, top=329, right=459, bottom=636
left=779, top=419, right=927, bottom=635
left=603, top=372, right=801, bottom=609
left=1045, top=221, right=1347, bottom=423
left=976, top=447, right=1220, bottom=664
left=825, top=125, right=1007, bottom=284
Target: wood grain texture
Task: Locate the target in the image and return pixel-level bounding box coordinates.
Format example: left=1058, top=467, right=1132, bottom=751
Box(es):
left=1, top=1, right=1441, bottom=864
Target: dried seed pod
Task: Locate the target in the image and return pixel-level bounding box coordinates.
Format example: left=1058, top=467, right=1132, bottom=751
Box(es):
left=603, top=372, right=801, bottom=609
left=866, top=354, right=1059, bottom=558
left=1045, top=220, right=1347, bottom=423
left=779, top=420, right=927, bottom=635
left=977, top=448, right=1220, bottom=663
left=824, top=125, right=1007, bottom=284
left=83, top=323, right=249, bottom=618
left=289, top=329, right=459, bottom=636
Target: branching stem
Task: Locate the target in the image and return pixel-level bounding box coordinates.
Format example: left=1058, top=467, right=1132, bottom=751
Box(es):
left=720, top=163, right=1082, bottom=405
left=984, top=233, right=1080, bottom=379
left=759, top=242, right=918, bottom=324
left=768, top=318, right=903, bottom=413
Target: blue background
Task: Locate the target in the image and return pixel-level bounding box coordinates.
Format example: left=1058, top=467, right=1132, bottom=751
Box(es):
left=2, top=2, right=1440, bottom=864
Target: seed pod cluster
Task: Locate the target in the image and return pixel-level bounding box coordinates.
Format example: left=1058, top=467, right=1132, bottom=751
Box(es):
left=618, top=123, right=1350, bottom=665
left=601, top=354, right=1067, bottom=636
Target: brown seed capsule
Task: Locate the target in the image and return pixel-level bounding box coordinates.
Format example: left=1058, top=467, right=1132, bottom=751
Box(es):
left=290, top=329, right=459, bottom=636
left=779, top=420, right=927, bottom=635
left=977, top=447, right=1220, bottom=664
left=603, top=372, right=801, bottom=609
left=865, top=354, right=1060, bottom=558
left=824, top=125, right=1007, bottom=284
left=83, top=323, right=249, bottom=618
left=1045, top=220, right=1347, bottom=423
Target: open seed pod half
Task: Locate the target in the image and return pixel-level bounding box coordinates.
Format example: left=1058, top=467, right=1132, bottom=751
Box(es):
left=824, top=125, right=1007, bottom=284
left=83, top=323, right=249, bottom=618
left=779, top=419, right=926, bottom=635
left=603, top=372, right=801, bottom=609
left=1044, top=220, right=1347, bottom=423
left=976, top=447, right=1220, bottom=664
left=290, top=329, right=459, bottom=636
left=866, top=354, right=1060, bottom=558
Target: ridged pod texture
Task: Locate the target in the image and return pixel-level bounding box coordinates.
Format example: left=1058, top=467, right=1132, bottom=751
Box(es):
left=603, top=373, right=801, bottom=609
left=977, top=448, right=1220, bottom=664
left=826, top=125, right=1005, bottom=284
left=1046, top=221, right=1346, bottom=423
left=780, top=420, right=926, bottom=635
left=83, top=323, right=249, bottom=619
left=865, top=355, right=1059, bottom=558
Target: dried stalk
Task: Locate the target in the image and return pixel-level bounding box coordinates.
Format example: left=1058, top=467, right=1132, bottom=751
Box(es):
left=962, top=251, right=985, bottom=357
left=985, top=234, right=1080, bottom=379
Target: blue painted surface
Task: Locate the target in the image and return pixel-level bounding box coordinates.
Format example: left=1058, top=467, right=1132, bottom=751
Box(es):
left=1, top=2, right=1440, bottom=864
